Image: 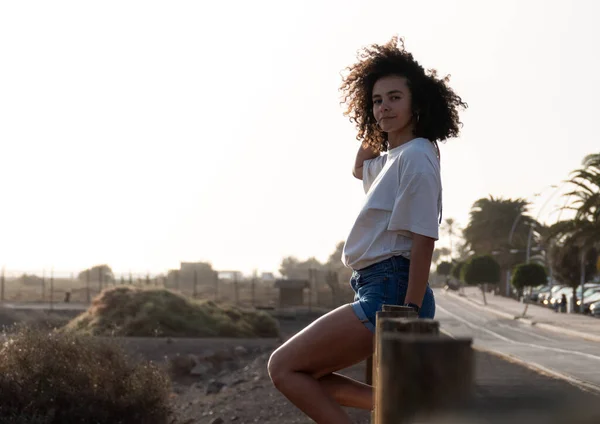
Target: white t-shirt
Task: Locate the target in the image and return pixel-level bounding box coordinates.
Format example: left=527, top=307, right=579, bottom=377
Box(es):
left=342, top=137, right=442, bottom=271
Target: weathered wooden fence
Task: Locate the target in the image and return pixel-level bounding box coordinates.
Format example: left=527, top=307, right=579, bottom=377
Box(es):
left=370, top=304, right=474, bottom=424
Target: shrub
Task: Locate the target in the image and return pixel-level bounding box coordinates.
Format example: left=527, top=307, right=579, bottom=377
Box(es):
left=0, top=327, right=172, bottom=424
left=65, top=286, right=280, bottom=338
left=511, top=262, right=547, bottom=292
left=461, top=255, right=501, bottom=286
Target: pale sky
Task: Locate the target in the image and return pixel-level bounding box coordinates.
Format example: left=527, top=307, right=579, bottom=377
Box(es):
left=1, top=0, right=598, bottom=277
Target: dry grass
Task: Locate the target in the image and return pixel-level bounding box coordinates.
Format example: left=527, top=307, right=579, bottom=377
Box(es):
left=65, top=286, right=281, bottom=338
left=0, top=326, right=173, bottom=424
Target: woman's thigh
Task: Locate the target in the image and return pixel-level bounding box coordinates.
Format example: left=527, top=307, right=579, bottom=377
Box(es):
left=268, top=304, right=374, bottom=380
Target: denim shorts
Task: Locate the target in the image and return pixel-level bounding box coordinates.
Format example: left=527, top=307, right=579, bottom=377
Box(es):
left=350, top=255, right=436, bottom=333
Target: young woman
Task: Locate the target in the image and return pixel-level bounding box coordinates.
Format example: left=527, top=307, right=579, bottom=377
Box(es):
left=267, top=36, right=467, bottom=424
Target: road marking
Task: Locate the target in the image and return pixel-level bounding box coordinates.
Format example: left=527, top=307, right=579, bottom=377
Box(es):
left=494, top=322, right=555, bottom=342
left=440, top=296, right=556, bottom=342
left=437, top=304, right=600, bottom=362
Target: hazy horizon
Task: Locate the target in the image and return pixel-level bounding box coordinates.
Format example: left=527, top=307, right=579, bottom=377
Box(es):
left=1, top=0, right=598, bottom=277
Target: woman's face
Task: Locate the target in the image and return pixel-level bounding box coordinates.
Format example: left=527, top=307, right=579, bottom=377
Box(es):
left=372, top=75, right=414, bottom=135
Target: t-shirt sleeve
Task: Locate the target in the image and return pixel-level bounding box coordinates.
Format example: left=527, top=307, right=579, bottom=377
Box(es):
left=362, top=155, right=387, bottom=193
left=387, top=171, right=440, bottom=240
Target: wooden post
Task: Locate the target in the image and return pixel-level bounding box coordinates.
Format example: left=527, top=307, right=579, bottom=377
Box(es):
left=214, top=271, right=219, bottom=302
left=234, top=272, right=239, bottom=305
left=86, top=270, right=91, bottom=303
left=1, top=267, right=5, bottom=303
left=366, top=305, right=417, bottom=385
left=374, top=316, right=439, bottom=418
left=376, top=333, right=473, bottom=424
left=193, top=270, right=198, bottom=298
left=42, top=270, right=46, bottom=302
left=50, top=268, right=54, bottom=311
left=307, top=273, right=312, bottom=313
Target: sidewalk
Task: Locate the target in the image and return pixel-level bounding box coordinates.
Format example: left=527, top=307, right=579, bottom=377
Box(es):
left=444, top=286, right=600, bottom=342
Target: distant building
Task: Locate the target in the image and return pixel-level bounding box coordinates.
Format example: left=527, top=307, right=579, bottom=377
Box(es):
left=178, top=262, right=217, bottom=287
left=274, top=279, right=309, bottom=308
left=261, top=272, right=276, bottom=282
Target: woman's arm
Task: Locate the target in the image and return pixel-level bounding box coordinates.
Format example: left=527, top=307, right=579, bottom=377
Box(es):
left=404, top=233, right=436, bottom=307
left=352, top=143, right=380, bottom=180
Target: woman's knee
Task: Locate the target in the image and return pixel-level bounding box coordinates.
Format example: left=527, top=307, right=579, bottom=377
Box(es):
left=267, top=347, right=289, bottom=387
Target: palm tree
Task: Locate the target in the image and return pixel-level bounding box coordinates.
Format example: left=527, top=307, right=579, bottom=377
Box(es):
left=432, top=247, right=451, bottom=265
left=549, top=153, right=600, bottom=248
left=462, top=196, right=536, bottom=264
left=441, top=218, right=458, bottom=260
left=462, top=196, right=539, bottom=297
left=545, top=152, right=600, bottom=310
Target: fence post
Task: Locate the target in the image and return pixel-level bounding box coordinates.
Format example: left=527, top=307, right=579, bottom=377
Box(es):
left=214, top=271, right=219, bottom=302
left=42, top=269, right=46, bottom=302
left=50, top=268, right=54, bottom=311
left=374, top=317, right=439, bottom=406
left=234, top=272, right=239, bottom=305
left=86, top=270, right=91, bottom=303
left=376, top=331, right=473, bottom=423
left=1, top=267, right=5, bottom=303
left=193, top=270, right=198, bottom=298
left=366, top=305, right=417, bottom=387
left=310, top=268, right=319, bottom=307
left=251, top=277, right=256, bottom=306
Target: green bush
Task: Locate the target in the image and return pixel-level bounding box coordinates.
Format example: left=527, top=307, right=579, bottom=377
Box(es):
left=462, top=255, right=501, bottom=286
left=511, top=262, right=547, bottom=291
left=451, top=261, right=464, bottom=281
left=66, top=286, right=280, bottom=338
left=436, top=261, right=453, bottom=277
left=0, top=327, right=172, bottom=424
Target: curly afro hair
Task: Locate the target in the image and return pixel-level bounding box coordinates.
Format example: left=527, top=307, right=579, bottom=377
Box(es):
left=340, top=36, right=467, bottom=152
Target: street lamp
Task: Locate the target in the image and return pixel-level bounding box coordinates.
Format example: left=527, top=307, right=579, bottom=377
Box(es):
left=505, top=184, right=560, bottom=296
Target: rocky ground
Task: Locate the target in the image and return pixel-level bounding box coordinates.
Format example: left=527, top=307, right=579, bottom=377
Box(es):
left=115, top=312, right=370, bottom=424
left=112, top=312, right=600, bottom=424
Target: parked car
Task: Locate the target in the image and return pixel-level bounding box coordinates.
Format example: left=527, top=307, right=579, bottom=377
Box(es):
left=541, top=285, right=566, bottom=306
left=530, top=286, right=543, bottom=302
left=529, top=285, right=550, bottom=302
left=548, top=287, right=575, bottom=311
left=589, top=300, right=600, bottom=317
left=578, top=291, right=600, bottom=314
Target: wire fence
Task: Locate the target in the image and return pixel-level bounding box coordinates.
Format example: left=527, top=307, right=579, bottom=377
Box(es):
left=0, top=267, right=356, bottom=312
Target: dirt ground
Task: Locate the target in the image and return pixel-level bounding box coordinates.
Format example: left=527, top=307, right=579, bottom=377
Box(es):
left=111, top=312, right=600, bottom=424
left=112, top=312, right=369, bottom=424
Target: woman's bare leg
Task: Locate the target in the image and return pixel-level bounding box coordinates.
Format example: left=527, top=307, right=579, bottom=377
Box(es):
left=267, top=304, right=374, bottom=424
left=317, top=373, right=373, bottom=410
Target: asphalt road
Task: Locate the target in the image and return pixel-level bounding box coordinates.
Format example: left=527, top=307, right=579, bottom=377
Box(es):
left=435, top=289, right=600, bottom=393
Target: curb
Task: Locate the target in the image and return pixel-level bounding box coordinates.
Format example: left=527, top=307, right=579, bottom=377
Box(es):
left=442, top=327, right=600, bottom=395
left=443, top=290, right=519, bottom=321
left=443, top=290, right=600, bottom=343
left=472, top=345, right=600, bottom=396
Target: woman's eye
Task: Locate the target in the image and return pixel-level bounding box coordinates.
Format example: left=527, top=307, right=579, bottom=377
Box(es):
left=391, top=96, right=401, bottom=101
left=373, top=99, right=382, bottom=105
